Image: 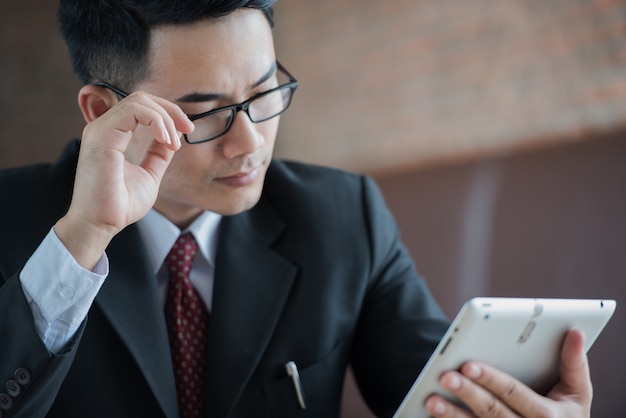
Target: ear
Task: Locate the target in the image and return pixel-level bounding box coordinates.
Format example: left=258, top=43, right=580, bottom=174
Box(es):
left=78, top=84, right=119, bottom=123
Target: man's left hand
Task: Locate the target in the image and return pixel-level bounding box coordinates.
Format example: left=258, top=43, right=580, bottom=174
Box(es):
left=425, top=329, right=592, bottom=417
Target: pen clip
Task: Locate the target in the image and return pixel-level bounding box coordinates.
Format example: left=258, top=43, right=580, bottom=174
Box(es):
left=285, top=361, right=307, bottom=410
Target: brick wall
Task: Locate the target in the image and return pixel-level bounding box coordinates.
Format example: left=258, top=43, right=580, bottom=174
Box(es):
left=273, top=0, right=626, bottom=174
left=2, top=1, right=625, bottom=173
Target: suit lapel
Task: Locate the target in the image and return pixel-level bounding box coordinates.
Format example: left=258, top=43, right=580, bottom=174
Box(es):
left=95, top=225, right=178, bottom=418
left=207, top=198, right=298, bottom=417
left=91, top=195, right=296, bottom=418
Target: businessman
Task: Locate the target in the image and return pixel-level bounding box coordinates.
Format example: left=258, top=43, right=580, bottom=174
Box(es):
left=0, top=1, right=592, bottom=417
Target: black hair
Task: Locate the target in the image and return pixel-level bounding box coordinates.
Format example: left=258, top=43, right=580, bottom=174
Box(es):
left=58, top=0, right=275, bottom=89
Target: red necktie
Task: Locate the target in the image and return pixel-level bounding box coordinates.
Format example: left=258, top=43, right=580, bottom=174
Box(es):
left=164, top=233, right=209, bottom=418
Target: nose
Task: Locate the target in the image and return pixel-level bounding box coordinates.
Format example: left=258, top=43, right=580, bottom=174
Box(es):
left=219, top=111, right=264, bottom=159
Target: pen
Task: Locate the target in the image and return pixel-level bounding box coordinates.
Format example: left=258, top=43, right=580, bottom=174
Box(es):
left=285, top=361, right=307, bottom=410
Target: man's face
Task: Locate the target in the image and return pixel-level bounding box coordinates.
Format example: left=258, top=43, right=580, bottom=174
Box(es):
left=127, top=9, right=279, bottom=227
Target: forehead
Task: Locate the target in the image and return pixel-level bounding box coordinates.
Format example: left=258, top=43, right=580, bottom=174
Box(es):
left=142, top=9, right=276, bottom=93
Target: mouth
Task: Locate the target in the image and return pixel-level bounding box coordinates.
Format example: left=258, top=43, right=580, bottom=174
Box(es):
left=215, top=165, right=263, bottom=188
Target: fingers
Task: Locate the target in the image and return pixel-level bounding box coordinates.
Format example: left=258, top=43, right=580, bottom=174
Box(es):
left=456, top=364, right=543, bottom=417
left=133, top=93, right=194, bottom=148
left=426, top=367, right=525, bottom=418
left=95, top=92, right=194, bottom=151
left=121, top=93, right=195, bottom=181
left=67, top=90, right=195, bottom=246
left=426, top=330, right=592, bottom=418
left=425, top=393, right=474, bottom=418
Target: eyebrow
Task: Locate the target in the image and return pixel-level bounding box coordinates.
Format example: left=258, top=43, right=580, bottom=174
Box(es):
left=175, top=62, right=277, bottom=104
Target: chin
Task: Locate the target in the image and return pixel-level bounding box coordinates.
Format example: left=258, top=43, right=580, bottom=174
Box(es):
left=212, top=187, right=264, bottom=216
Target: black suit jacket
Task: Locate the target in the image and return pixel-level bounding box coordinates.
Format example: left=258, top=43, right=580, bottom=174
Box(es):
left=0, top=141, right=449, bottom=418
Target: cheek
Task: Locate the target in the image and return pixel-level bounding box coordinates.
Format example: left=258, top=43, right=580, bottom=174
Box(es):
left=164, top=144, right=220, bottom=187
left=260, top=118, right=279, bottom=148
left=167, top=148, right=204, bottom=179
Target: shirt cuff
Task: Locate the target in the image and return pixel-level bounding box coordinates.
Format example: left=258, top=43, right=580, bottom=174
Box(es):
left=20, top=227, right=109, bottom=325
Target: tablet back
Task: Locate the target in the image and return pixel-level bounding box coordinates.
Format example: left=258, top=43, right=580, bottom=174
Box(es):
left=393, top=297, right=616, bottom=418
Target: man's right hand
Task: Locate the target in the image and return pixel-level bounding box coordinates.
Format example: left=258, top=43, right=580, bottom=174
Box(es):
left=54, top=89, right=194, bottom=270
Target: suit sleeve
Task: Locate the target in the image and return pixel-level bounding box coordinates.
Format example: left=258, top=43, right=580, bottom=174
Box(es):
left=0, top=141, right=92, bottom=417
left=0, top=271, right=85, bottom=418
left=0, top=225, right=108, bottom=417
left=349, top=176, right=449, bottom=417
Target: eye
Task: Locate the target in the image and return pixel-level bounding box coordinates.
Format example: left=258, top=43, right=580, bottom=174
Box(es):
left=184, top=103, right=225, bottom=118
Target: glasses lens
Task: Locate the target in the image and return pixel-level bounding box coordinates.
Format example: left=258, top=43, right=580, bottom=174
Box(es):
left=186, top=109, right=234, bottom=143
left=248, top=86, right=294, bottom=123
left=184, top=82, right=296, bottom=144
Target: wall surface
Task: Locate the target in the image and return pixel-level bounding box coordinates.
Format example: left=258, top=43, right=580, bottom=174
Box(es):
left=0, top=0, right=83, bottom=168
left=273, top=0, right=626, bottom=173
left=374, top=131, right=626, bottom=417
left=2, top=1, right=626, bottom=172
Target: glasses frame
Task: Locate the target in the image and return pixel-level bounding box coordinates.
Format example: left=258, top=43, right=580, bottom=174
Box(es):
left=92, top=61, right=299, bottom=144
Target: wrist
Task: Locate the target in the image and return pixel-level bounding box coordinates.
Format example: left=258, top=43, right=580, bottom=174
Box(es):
left=54, top=214, right=117, bottom=271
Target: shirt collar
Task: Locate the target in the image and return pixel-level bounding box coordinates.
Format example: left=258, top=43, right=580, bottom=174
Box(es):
left=136, top=209, right=222, bottom=274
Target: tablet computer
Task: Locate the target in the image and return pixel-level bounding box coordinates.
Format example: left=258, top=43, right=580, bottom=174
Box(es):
left=393, top=297, right=616, bottom=418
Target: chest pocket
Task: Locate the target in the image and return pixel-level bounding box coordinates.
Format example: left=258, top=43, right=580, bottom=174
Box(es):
left=263, top=339, right=351, bottom=417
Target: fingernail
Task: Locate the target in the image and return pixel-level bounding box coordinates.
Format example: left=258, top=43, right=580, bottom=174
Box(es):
left=445, top=373, right=462, bottom=390
left=162, top=126, right=171, bottom=144
left=433, top=399, right=446, bottom=414
left=466, top=363, right=482, bottom=379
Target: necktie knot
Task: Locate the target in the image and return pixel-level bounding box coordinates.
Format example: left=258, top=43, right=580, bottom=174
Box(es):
left=166, top=232, right=199, bottom=281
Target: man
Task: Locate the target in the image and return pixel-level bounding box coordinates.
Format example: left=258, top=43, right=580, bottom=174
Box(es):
left=0, top=1, right=592, bottom=417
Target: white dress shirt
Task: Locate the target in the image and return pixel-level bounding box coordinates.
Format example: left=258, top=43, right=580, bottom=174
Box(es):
left=136, top=209, right=221, bottom=311
left=19, top=209, right=221, bottom=354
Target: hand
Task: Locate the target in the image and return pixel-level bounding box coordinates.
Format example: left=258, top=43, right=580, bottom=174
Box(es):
left=55, top=90, right=194, bottom=269
left=425, top=329, right=592, bottom=417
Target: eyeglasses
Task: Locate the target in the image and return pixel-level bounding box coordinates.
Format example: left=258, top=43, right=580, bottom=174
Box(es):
left=92, top=62, right=298, bottom=144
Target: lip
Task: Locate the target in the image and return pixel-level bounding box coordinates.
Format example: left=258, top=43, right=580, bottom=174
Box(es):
left=215, top=166, right=262, bottom=187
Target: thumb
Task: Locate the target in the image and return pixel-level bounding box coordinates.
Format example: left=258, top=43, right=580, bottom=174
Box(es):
left=137, top=136, right=179, bottom=181
left=550, top=329, right=592, bottom=404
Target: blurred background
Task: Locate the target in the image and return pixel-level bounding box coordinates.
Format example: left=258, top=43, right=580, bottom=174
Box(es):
left=1, top=0, right=625, bottom=416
